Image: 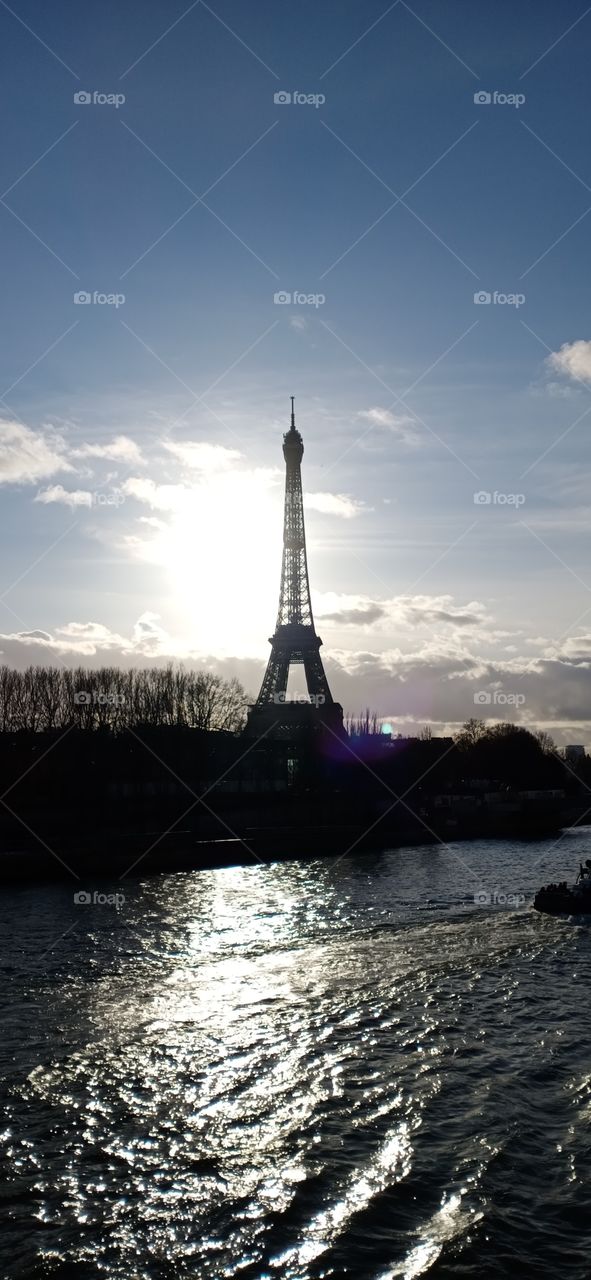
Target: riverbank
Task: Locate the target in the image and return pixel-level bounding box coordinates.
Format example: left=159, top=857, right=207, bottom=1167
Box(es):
left=0, top=811, right=568, bottom=883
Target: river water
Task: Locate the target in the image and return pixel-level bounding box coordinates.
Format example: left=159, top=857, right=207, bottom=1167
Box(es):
left=2, top=830, right=591, bottom=1279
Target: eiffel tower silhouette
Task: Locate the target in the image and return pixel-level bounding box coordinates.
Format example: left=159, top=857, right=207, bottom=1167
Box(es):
left=247, top=398, right=344, bottom=737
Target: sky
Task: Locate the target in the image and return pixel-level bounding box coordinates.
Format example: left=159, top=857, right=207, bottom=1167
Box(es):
left=1, top=0, right=591, bottom=742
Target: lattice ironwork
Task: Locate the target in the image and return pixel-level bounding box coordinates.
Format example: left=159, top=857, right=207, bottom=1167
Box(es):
left=252, top=400, right=339, bottom=722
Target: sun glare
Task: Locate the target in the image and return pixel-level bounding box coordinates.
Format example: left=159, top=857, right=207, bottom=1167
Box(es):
left=141, top=466, right=283, bottom=657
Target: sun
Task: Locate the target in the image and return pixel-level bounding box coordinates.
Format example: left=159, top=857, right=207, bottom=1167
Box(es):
left=137, top=464, right=284, bottom=658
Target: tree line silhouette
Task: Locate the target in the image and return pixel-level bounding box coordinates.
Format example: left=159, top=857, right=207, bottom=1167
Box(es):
left=0, top=664, right=248, bottom=733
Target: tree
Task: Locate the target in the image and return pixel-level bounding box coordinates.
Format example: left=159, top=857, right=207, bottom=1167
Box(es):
left=0, top=663, right=249, bottom=734
left=345, top=709, right=381, bottom=735
left=455, top=718, right=487, bottom=750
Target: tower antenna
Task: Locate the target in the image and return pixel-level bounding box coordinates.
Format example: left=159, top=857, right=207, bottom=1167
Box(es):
left=290, top=395, right=295, bottom=428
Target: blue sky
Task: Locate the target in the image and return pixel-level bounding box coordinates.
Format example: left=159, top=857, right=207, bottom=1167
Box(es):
left=2, top=0, right=591, bottom=740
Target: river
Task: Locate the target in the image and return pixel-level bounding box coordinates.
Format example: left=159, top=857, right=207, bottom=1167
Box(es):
left=2, top=830, right=591, bottom=1279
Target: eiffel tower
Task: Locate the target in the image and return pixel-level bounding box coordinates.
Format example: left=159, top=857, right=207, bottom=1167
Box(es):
left=246, top=398, right=344, bottom=738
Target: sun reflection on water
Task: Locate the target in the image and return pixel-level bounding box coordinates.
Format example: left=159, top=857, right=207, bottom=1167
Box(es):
left=4, top=844, right=591, bottom=1278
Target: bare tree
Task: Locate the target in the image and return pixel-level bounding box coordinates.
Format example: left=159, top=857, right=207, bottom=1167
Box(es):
left=535, top=729, right=557, bottom=756
left=455, top=718, right=487, bottom=750
left=345, top=708, right=382, bottom=735
left=0, top=663, right=248, bottom=733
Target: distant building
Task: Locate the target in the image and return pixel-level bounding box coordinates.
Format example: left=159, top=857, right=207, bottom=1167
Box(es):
left=519, top=789, right=565, bottom=800
left=350, top=731, right=393, bottom=750
left=565, top=745, right=586, bottom=762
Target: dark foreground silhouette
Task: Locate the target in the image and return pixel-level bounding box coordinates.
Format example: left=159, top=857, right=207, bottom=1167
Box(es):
left=0, top=697, right=586, bottom=881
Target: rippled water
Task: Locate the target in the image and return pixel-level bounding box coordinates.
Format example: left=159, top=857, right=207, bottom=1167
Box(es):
left=2, top=831, right=591, bottom=1279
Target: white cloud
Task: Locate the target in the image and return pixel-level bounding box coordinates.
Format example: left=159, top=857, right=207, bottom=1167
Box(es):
left=122, top=477, right=184, bottom=511
left=358, top=407, right=420, bottom=445
left=359, top=408, right=399, bottom=428
left=35, top=484, right=93, bottom=509
left=0, top=615, right=181, bottom=661
left=58, top=621, right=120, bottom=639
left=73, top=435, right=144, bottom=466
left=164, top=441, right=242, bottom=471
left=393, top=594, right=487, bottom=629
left=321, top=602, right=386, bottom=626
left=131, top=612, right=171, bottom=653
left=548, top=340, right=591, bottom=384
left=139, top=515, right=167, bottom=530
left=0, top=420, right=72, bottom=485
left=316, top=592, right=488, bottom=631
left=304, top=491, right=364, bottom=518
left=555, top=634, right=591, bottom=662
left=541, top=380, right=579, bottom=400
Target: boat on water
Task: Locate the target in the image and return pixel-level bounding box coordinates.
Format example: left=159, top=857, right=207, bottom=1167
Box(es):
left=534, top=858, right=591, bottom=917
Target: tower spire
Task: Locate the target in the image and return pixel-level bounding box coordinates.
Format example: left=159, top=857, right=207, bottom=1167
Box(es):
left=290, top=395, right=295, bottom=428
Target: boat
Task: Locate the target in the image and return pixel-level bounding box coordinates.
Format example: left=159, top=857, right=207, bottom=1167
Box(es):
left=534, top=859, right=591, bottom=917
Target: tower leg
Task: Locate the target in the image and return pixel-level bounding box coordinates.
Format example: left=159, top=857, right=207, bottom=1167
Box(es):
left=257, top=651, right=290, bottom=705
left=303, top=649, right=333, bottom=704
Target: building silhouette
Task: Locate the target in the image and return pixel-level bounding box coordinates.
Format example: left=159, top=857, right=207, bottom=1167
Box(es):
left=246, top=399, right=344, bottom=739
